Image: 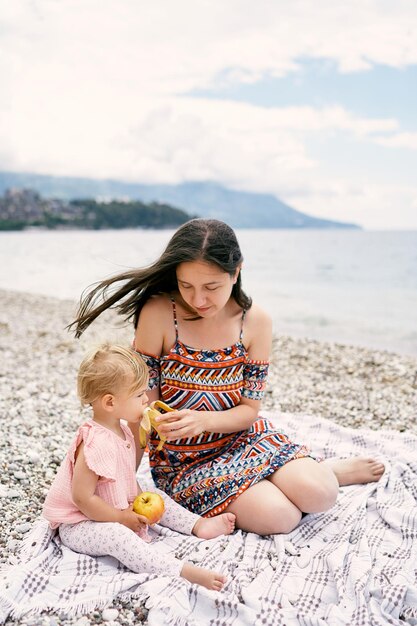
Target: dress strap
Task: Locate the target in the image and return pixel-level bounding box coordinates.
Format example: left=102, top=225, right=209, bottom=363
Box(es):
left=170, top=297, right=179, bottom=340
left=239, top=309, right=247, bottom=341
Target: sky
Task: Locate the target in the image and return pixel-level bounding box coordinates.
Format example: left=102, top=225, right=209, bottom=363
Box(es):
left=1, top=0, right=417, bottom=229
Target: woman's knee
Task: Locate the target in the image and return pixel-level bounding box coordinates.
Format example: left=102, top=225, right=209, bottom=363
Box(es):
left=233, top=498, right=302, bottom=535
left=272, top=460, right=339, bottom=514
left=241, top=510, right=302, bottom=536
left=266, top=504, right=302, bottom=535
left=300, top=472, right=339, bottom=513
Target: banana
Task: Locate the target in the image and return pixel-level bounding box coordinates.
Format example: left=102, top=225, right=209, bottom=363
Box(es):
left=139, top=401, right=174, bottom=451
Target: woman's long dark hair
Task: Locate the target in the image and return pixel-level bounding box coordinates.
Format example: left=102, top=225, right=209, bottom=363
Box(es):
left=70, top=218, right=252, bottom=338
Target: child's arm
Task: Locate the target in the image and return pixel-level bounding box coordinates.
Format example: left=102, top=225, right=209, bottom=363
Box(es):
left=134, top=438, right=146, bottom=470
left=72, top=442, right=148, bottom=533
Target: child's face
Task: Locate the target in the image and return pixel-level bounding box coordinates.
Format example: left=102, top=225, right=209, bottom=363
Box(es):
left=114, top=384, right=149, bottom=423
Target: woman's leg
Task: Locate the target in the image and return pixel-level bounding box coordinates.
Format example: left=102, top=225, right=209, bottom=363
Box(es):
left=225, top=480, right=302, bottom=535
left=325, top=457, right=385, bottom=486
left=267, top=457, right=339, bottom=513
left=224, top=455, right=385, bottom=534
left=224, top=457, right=340, bottom=535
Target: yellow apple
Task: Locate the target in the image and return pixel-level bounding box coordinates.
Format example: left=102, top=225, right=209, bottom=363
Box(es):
left=132, top=491, right=165, bottom=524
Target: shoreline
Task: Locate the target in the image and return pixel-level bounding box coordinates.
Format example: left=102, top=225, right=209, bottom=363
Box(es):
left=1, top=288, right=416, bottom=624
left=1, top=229, right=417, bottom=359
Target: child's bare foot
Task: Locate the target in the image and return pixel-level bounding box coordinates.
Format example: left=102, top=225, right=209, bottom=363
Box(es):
left=326, top=457, right=385, bottom=486
left=192, top=512, right=236, bottom=539
left=181, top=563, right=226, bottom=591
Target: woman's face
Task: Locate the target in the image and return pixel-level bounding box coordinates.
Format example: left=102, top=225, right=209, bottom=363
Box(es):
left=176, top=260, right=239, bottom=317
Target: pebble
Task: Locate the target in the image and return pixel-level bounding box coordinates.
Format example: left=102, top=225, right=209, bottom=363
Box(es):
left=27, top=450, right=42, bottom=464
left=15, top=522, right=32, bottom=533
left=13, top=471, right=26, bottom=480
left=101, top=608, right=119, bottom=621
left=7, top=489, right=21, bottom=498
left=0, top=288, right=416, bottom=626
left=6, top=539, right=20, bottom=551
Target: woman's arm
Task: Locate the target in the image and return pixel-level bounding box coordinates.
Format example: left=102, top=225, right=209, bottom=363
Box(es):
left=156, top=398, right=260, bottom=437
left=155, top=304, right=272, bottom=436
left=71, top=443, right=148, bottom=532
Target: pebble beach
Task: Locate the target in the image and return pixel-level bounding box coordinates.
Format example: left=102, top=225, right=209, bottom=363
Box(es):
left=1, top=288, right=416, bottom=626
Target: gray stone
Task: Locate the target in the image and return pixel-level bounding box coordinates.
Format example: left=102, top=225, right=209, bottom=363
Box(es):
left=102, top=608, right=119, bottom=621
left=13, top=471, right=26, bottom=480
left=15, top=522, right=32, bottom=533
left=27, top=450, right=42, bottom=464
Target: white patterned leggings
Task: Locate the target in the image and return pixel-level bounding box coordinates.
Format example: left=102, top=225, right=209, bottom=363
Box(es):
left=59, top=489, right=200, bottom=577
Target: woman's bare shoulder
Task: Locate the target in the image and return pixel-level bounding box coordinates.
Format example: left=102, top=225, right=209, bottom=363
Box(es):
left=243, top=303, right=272, bottom=359
left=139, top=294, right=172, bottom=320
left=134, top=295, right=174, bottom=355
left=245, top=303, right=272, bottom=327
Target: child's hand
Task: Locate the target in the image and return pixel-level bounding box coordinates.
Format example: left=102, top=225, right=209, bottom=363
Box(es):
left=118, top=505, right=149, bottom=532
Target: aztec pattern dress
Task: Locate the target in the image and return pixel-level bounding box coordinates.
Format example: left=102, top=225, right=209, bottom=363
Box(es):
left=136, top=300, right=310, bottom=517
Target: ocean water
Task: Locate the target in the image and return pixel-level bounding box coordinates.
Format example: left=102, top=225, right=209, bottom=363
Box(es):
left=1, top=228, right=416, bottom=356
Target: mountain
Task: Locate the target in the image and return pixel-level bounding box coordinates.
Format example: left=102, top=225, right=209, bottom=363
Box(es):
left=0, top=171, right=360, bottom=229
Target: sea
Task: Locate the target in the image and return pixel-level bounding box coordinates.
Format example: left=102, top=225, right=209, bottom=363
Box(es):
left=1, top=228, right=416, bottom=356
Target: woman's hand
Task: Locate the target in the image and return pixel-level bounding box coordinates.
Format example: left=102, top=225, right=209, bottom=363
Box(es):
left=118, top=506, right=149, bottom=532
left=155, top=409, right=206, bottom=440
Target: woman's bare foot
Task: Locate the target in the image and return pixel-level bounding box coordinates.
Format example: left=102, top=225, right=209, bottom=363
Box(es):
left=192, top=512, right=236, bottom=539
left=326, top=457, right=385, bottom=486
left=181, top=563, right=226, bottom=590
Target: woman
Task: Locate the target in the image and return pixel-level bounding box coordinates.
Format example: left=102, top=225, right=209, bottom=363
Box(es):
left=72, top=219, right=384, bottom=535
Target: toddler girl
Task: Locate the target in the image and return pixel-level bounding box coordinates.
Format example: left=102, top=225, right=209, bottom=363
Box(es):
left=43, top=343, right=235, bottom=590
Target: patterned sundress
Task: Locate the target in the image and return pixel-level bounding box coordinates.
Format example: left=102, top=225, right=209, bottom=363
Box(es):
left=136, top=299, right=310, bottom=517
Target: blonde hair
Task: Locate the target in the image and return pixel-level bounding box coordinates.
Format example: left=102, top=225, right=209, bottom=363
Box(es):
left=77, top=343, right=148, bottom=405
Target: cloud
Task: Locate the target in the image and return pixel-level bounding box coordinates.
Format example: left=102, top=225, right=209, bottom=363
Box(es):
left=1, top=87, right=402, bottom=175
left=374, top=132, right=417, bottom=150
left=1, top=0, right=417, bottom=228
left=3, top=0, right=417, bottom=95
left=288, top=182, right=417, bottom=230
left=2, top=84, right=415, bottom=226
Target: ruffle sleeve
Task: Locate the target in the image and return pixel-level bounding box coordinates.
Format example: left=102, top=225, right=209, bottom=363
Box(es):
left=134, top=349, right=161, bottom=390
left=68, top=423, right=117, bottom=482
left=241, top=360, right=269, bottom=400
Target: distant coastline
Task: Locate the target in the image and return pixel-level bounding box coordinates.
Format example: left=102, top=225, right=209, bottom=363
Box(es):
left=0, top=188, right=192, bottom=231
left=0, top=170, right=361, bottom=230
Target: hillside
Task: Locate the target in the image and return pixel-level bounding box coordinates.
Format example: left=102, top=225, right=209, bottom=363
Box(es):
left=0, top=171, right=360, bottom=229
left=0, top=188, right=191, bottom=230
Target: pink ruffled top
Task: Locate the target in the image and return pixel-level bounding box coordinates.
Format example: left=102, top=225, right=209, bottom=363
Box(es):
left=43, top=420, right=138, bottom=529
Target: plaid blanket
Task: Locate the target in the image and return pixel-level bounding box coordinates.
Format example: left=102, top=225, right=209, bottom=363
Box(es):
left=1, top=411, right=417, bottom=626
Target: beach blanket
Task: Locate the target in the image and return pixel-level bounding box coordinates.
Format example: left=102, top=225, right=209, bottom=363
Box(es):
left=1, top=411, right=417, bottom=626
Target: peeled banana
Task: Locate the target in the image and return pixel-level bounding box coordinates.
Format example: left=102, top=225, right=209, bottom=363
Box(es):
left=139, top=401, right=174, bottom=451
